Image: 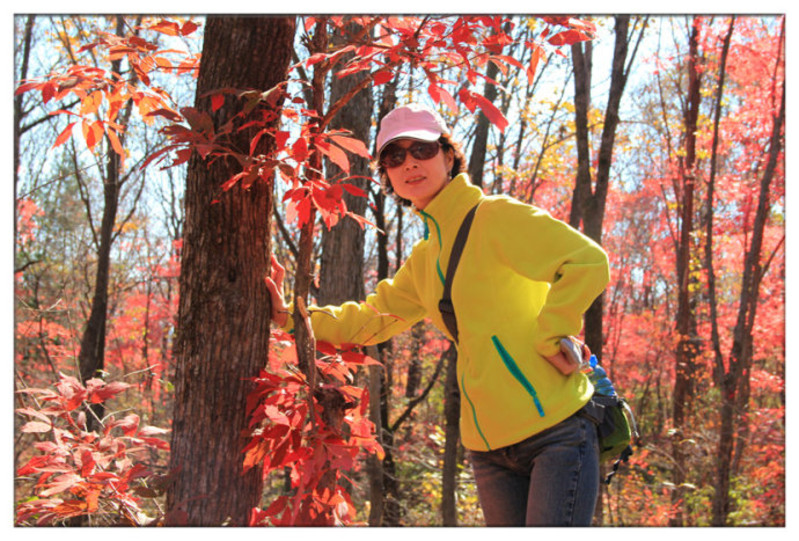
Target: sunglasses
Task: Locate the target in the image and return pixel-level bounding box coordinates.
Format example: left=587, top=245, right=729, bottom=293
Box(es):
left=379, top=140, right=441, bottom=169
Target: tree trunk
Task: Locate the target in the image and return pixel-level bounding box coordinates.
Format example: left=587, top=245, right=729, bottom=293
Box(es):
left=713, top=28, right=784, bottom=525
left=76, top=17, right=134, bottom=431
left=570, top=15, right=635, bottom=360
left=569, top=17, right=639, bottom=525
left=467, top=54, right=500, bottom=187
left=317, top=20, right=372, bottom=307
left=14, top=14, right=35, bottom=201
left=670, top=17, right=702, bottom=527
left=441, top=344, right=460, bottom=526
left=315, top=18, right=378, bottom=524
left=166, top=16, right=295, bottom=526
left=703, top=16, right=733, bottom=526
left=405, top=322, right=425, bottom=399
left=370, top=80, right=401, bottom=526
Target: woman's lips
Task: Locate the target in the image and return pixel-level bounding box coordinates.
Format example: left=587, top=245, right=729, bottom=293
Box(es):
left=405, top=176, right=425, bottom=185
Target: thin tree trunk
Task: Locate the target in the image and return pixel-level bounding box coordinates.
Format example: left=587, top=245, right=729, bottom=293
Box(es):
left=569, top=17, right=640, bottom=525
left=370, top=79, right=400, bottom=526
left=441, top=344, right=460, bottom=526
left=714, top=26, right=784, bottom=525
left=166, top=16, right=295, bottom=526
left=405, top=322, right=425, bottom=399
left=14, top=14, right=35, bottom=200
left=76, top=16, right=137, bottom=432
left=467, top=51, right=499, bottom=187
left=569, top=38, right=592, bottom=231
left=670, top=17, right=702, bottom=527
left=570, top=15, right=639, bottom=361
left=704, top=16, right=735, bottom=526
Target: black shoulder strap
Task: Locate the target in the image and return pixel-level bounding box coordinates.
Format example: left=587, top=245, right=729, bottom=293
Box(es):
left=438, top=202, right=480, bottom=343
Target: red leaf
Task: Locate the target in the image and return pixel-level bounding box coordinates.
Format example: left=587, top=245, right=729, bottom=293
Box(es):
left=548, top=29, right=591, bottom=46
left=304, top=16, right=316, bottom=32
left=116, top=413, right=140, bottom=436
left=52, top=499, right=88, bottom=519
left=286, top=196, right=312, bottom=226
left=181, top=20, right=200, bottom=36
left=15, top=81, right=41, bottom=96
left=328, top=133, right=371, bottom=159
left=82, top=120, right=104, bottom=150
left=243, top=439, right=270, bottom=473
left=341, top=351, right=381, bottom=366
left=372, top=70, right=394, bottom=86
left=53, top=122, right=75, bottom=149
left=316, top=141, right=350, bottom=173
left=527, top=45, right=544, bottom=82
left=89, top=381, right=130, bottom=403
left=221, top=171, right=245, bottom=191
left=262, top=495, right=288, bottom=518
left=274, top=130, right=291, bottom=150
left=41, top=473, right=82, bottom=497
left=264, top=405, right=291, bottom=426
left=471, top=92, right=508, bottom=131
left=149, top=20, right=181, bottom=36
left=21, top=421, right=52, bottom=434
left=106, top=128, right=124, bottom=156
left=211, top=93, right=225, bottom=112
left=146, top=108, right=183, bottom=122
left=41, top=81, right=55, bottom=103
left=341, top=183, right=367, bottom=198
left=290, top=137, right=309, bottom=163
left=80, top=450, right=95, bottom=477
left=429, top=84, right=458, bottom=114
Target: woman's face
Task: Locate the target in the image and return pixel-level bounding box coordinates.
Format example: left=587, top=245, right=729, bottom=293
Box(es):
left=383, top=138, right=454, bottom=210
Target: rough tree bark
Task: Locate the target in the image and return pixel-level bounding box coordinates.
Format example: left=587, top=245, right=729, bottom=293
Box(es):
left=166, top=16, right=295, bottom=526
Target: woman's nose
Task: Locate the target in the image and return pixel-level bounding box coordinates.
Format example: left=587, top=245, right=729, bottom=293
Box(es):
left=403, top=157, right=419, bottom=169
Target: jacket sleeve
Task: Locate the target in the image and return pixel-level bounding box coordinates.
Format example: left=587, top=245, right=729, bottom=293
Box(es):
left=485, top=198, right=610, bottom=358
left=283, top=250, right=427, bottom=348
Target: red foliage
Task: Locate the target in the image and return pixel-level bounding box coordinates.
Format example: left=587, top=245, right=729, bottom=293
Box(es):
left=245, top=330, right=383, bottom=526
left=15, top=374, right=169, bottom=526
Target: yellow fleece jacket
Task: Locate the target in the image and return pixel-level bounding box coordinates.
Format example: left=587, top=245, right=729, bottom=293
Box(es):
left=290, top=173, right=609, bottom=451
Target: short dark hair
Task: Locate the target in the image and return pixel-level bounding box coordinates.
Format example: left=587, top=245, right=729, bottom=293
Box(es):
left=374, top=133, right=468, bottom=207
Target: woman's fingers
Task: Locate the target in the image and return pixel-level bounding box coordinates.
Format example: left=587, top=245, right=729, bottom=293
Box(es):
left=580, top=341, right=592, bottom=362
left=270, top=254, right=285, bottom=285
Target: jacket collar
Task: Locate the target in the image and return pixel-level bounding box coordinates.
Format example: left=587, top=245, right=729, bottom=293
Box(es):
left=416, top=173, right=484, bottom=235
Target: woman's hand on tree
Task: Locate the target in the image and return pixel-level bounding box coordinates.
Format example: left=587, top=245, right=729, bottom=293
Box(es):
left=265, top=254, right=289, bottom=327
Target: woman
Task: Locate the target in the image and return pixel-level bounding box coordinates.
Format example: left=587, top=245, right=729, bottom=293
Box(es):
left=266, top=103, right=610, bottom=526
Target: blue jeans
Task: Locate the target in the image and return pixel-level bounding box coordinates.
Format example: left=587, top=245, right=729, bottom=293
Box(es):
left=469, top=412, right=599, bottom=526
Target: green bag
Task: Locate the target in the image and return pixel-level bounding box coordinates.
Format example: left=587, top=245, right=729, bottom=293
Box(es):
left=591, top=393, right=636, bottom=464
left=579, top=356, right=640, bottom=483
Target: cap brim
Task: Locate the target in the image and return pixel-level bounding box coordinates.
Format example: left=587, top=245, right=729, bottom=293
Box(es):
left=378, top=129, right=441, bottom=154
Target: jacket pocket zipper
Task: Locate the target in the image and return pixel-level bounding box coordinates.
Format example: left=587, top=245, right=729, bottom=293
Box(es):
left=491, top=335, right=545, bottom=417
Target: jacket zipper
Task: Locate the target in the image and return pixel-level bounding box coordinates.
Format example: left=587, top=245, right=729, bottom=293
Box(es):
left=461, top=371, right=492, bottom=451
left=420, top=210, right=446, bottom=287
left=423, top=209, right=491, bottom=449
left=491, top=335, right=545, bottom=417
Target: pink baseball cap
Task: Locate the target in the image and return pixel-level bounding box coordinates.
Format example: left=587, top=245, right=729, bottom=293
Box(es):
left=376, top=104, right=450, bottom=155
